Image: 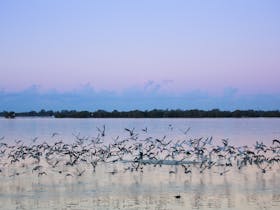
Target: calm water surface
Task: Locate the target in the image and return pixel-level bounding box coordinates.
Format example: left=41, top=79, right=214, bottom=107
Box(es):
left=1, top=117, right=280, bottom=145
left=0, top=117, right=280, bottom=210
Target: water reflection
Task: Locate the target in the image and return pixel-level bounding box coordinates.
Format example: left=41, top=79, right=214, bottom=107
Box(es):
left=1, top=118, right=280, bottom=209
left=0, top=164, right=279, bottom=210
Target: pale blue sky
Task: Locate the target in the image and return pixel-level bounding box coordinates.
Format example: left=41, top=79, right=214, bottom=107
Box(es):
left=0, top=1, right=280, bottom=111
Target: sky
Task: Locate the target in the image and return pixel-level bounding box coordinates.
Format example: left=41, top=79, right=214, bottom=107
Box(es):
left=0, top=0, right=280, bottom=111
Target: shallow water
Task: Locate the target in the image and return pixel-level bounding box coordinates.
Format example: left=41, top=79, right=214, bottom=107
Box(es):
left=0, top=163, right=280, bottom=210
left=0, top=118, right=280, bottom=209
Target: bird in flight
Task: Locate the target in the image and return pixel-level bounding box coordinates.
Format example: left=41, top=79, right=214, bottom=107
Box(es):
left=51, top=132, right=59, bottom=138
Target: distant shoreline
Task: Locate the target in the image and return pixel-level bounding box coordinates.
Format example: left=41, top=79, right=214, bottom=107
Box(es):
left=1, top=109, right=280, bottom=118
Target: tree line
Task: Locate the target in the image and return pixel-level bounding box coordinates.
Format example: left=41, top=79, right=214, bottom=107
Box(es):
left=1, top=109, right=280, bottom=118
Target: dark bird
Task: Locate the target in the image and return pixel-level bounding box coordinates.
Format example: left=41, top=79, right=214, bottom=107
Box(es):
left=15, top=139, right=22, bottom=145
left=97, top=125, right=106, bottom=137
left=51, top=132, right=59, bottom=138
left=175, top=195, right=181, bottom=199
left=124, top=128, right=135, bottom=136
left=169, top=170, right=176, bottom=174
left=272, top=139, right=280, bottom=145
left=180, top=127, right=191, bottom=135
left=38, top=172, right=47, bottom=176
left=168, top=124, right=173, bottom=131
left=222, top=138, right=229, bottom=147
left=51, top=160, right=60, bottom=168
left=32, top=165, right=43, bottom=172
left=76, top=168, right=86, bottom=176
left=142, top=127, right=148, bottom=133
left=0, top=142, right=7, bottom=148
left=31, top=137, right=39, bottom=143
left=182, top=164, right=192, bottom=174
left=90, top=160, right=97, bottom=172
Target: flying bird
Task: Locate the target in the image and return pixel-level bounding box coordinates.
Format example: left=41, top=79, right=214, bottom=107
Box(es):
left=51, top=132, right=59, bottom=138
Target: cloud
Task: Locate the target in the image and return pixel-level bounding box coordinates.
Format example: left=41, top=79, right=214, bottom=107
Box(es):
left=143, top=80, right=174, bottom=93
left=0, top=84, right=279, bottom=112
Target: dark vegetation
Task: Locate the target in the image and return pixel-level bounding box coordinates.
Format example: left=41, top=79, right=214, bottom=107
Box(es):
left=1, top=109, right=280, bottom=118
left=1, top=110, right=54, bottom=118
left=3, top=111, right=16, bottom=119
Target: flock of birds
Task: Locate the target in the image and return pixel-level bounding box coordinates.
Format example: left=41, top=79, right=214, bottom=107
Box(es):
left=0, top=126, right=280, bottom=181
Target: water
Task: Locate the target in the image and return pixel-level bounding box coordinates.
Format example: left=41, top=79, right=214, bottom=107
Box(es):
left=0, top=117, right=280, bottom=210
left=1, top=117, right=280, bottom=145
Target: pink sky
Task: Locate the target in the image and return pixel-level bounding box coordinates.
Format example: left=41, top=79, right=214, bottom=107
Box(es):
left=0, top=1, right=280, bottom=106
